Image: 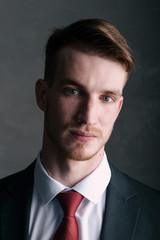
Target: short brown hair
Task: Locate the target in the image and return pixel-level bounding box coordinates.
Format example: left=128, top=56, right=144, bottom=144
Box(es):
left=44, top=18, right=134, bottom=86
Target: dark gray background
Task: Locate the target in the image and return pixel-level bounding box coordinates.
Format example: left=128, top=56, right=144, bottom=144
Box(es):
left=0, top=0, right=160, bottom=190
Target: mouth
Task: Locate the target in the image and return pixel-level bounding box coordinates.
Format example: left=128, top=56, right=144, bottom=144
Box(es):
left=70, top=130, right=97, bottom=142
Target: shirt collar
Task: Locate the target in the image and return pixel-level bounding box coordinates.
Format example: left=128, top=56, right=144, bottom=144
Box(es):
left=34, top=151, right=111, bottom=205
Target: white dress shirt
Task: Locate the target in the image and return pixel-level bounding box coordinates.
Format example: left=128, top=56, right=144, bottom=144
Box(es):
left=29, top=152, right=111, bottom=240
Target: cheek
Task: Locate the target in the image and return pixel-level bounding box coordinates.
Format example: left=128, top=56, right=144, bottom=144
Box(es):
left=99, top=106, right=119, bottom=128
left=56, top=97, right=80, bottom=121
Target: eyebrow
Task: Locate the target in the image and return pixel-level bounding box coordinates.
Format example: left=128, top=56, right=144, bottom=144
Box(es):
left=58, top=78, right=122, bottom=96
left=102, top=90, right=122, bottom=96
left=58, top=78, right=86, bottom=90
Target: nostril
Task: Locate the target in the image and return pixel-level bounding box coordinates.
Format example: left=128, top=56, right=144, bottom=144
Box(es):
left=75, top=114, right=86, bottom=125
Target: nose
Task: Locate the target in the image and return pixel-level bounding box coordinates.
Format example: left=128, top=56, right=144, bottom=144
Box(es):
left=75, top=96, right=98, bottom=126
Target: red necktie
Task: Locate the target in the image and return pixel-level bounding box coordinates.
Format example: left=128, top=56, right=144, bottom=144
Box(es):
left=53, top=191, right=84, bottom=240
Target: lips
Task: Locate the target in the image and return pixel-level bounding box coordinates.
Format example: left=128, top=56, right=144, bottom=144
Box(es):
left=70, top=130, right=97, bottom=142
left=71, top=130, right=96, bottom=137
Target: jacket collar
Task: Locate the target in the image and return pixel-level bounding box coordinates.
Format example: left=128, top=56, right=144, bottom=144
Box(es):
left=2, top=161, right=140, bottom=240
left=100, top=162, right=140, bottom=240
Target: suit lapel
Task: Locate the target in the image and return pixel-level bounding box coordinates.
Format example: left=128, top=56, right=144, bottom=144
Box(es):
left=100, top=163, right=140, bottom=240
left=0, top=162, right=35, bottom=240
left=1, top=161, right=142, bottom=239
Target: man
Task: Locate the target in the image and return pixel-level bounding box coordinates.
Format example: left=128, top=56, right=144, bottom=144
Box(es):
left=0, top=19, right=160, bottom=240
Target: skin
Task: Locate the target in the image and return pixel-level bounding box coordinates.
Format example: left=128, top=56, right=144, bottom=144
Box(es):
left=35, top=47, right=127, bottom=187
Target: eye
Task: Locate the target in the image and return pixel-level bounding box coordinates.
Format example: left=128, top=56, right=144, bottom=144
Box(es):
left=101, top=96, right=113, bottom=102
left=64, top=88, right=79, bottom=95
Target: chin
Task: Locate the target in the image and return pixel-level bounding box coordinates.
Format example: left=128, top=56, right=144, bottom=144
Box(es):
left=66, top=152, right=97, bottom=161
left=64, top=144, right=104, bottom=161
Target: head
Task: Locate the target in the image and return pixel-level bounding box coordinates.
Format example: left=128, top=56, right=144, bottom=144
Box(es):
left=36, top=19, right=134, bottom=162
left=44, top=18, right=134, bottom=87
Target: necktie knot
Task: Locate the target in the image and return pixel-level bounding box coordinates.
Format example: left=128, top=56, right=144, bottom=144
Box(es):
left=56, top=191, right=84, bottom=217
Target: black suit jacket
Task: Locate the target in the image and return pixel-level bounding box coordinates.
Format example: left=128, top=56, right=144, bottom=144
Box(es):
left=0, top=161, right=160, bottom=240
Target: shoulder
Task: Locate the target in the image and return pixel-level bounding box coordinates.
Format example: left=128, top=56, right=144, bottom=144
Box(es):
left=109, top=161, right=160, bottom=194
left=0, top=161, right=35, bottom=185
left=103, top=162, right=160, bottom=238
left=0, top=162, right=35, bottom=202
left=109, top=161, right=160, bottom=213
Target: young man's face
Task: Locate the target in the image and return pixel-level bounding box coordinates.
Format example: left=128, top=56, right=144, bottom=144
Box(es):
left=40, top=47, right=127, bottom=161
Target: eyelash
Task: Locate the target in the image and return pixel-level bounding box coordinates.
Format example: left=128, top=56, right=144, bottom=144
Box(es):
left=63, top=88, right=80, bottom=95
left=101, top=96, right=114, bottom=102
left=63, top=87, right=115, bottom=103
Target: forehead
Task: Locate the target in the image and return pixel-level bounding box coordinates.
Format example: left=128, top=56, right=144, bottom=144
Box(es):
left=54, top=47, right=127, bottom=92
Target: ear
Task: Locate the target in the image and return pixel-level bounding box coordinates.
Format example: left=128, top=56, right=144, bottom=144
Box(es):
left=35, top=79, right=47, bottom=111
left=116, top=96, right=124, bottom=118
